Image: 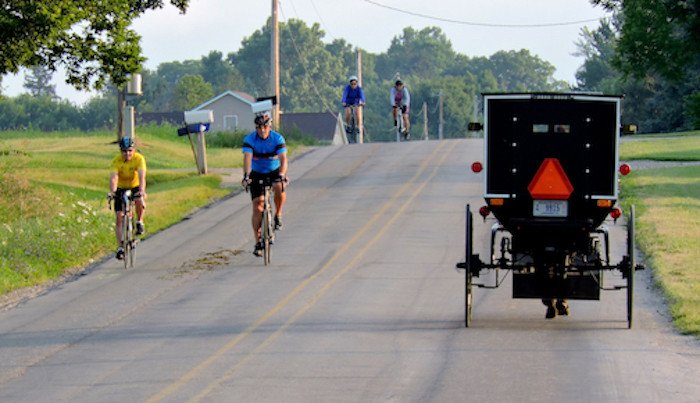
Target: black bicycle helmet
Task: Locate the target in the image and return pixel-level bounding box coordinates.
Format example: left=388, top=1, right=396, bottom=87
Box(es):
left=119, top=136, right=135, bottom=150
left=254, top=113, right=272, bottom=127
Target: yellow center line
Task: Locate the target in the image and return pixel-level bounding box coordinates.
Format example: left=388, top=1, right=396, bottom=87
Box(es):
left=147, top=141, right=452, bottom=403
left=190, top=141, right=457, bottom=401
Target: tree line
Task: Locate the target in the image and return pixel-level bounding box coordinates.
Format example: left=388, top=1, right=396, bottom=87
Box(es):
left=1, top=1, right=698, bottom=135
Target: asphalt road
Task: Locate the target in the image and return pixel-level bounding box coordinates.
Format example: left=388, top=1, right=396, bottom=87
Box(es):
left=0, top=139, right=698, bottom=402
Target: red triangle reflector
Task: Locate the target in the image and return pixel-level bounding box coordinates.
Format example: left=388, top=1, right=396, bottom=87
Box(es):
left=528, top=158, right=573, bottom=200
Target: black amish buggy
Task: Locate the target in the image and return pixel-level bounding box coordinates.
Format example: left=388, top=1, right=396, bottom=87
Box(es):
left=457, top=93, right=643, bottom=327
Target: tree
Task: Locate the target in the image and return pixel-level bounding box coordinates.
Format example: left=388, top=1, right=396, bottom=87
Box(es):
left=229, top=19, right=345, bottom=112
left=23, top=65, right=57, bottom=98
left=591, top=0, right=700, bottom=81
left=171, top=74, right=213, bottom=111
left=485, top=50, right=568, bottom=92
left=376, top=26, right=456, bottom=80
left=0, top=1, right=190, bottom=90
left=574, top=19, right=619, bottom=91
left=200, top=51, right=245, bottom=94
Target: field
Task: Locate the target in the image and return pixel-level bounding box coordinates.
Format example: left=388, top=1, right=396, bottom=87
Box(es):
left=620, top=131, right=700, bottom=336
left=0, top=125, right=281, bottom=295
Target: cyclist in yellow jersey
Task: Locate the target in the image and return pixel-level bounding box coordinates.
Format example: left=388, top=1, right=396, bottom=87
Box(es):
left=108, top=137, right=147, bottom=260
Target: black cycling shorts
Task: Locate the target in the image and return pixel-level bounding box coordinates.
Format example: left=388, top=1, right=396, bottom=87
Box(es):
left=114, top=187, right=141, bottom=212
left=249, top=169, right=283, bottom=200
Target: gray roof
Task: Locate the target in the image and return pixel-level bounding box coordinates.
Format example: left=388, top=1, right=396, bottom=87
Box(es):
left=280, top=112, right=339, bottom=142
left=192, top=90, right=256, bottom=110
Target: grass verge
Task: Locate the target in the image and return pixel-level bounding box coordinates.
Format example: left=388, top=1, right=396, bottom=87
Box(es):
left=620, top=131, right=700, bottom=337
left=0, top=124, right=302, bottom=296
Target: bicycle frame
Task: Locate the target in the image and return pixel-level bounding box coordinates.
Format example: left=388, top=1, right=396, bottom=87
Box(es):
left=252, top=177, right=279, bottom=265
left=395, top=106, right=404, bottom=142
left=115, top=190, right=137, bottom=269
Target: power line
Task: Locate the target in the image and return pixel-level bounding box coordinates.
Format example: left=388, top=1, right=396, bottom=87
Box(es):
left=279, top=2, right=337, bottom=116
left=362, top=0, right=600, bottom=28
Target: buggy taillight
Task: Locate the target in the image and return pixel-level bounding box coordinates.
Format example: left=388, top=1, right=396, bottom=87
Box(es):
left=610, top=207, right=622, bottom=221
left=619, top=164, right=631, bottom=175
left=471, top=162, right=483, bottom=173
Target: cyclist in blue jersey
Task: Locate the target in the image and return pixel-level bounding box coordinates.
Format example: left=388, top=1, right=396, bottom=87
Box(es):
left=241, top=112, right=289, bottom=256
left=341, top=75, right=366, bottom=134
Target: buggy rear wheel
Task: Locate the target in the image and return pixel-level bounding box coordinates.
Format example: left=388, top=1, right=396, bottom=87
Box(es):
left=465, top=204, right=474, bottom=327
left=627, top=205, right=635, bottom=329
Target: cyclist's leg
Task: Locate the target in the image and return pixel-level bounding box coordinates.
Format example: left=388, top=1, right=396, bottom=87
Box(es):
left=392, top=107, right=398, bottom=125
left=249, top=172, right=265, bottom=241
left=114, top=188, right=126, bottom=245
left=273, top=180, right=286, bottom=220
left=403, top=108, right=410, bottom=133
left=344, top=106, right=352, bottom=127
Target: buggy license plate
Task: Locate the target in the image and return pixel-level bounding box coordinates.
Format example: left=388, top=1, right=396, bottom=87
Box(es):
left=533, top=200, right=568, bottom=217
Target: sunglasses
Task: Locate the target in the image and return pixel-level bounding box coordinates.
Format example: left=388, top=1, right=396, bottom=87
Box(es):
left=121, top=149, right=134, bottom=153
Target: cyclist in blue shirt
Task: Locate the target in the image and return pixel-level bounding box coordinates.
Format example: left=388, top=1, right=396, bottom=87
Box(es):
left=341, top=75, right=365, bottom=134
left=241, top=112, right=288, bottom=256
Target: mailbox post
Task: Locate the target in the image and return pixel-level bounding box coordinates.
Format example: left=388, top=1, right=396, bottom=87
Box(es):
left=183, top=110, right=214, bottom=174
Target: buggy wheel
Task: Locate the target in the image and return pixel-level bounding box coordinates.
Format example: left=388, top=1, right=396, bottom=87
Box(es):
left=465, top=204, right=473, bottom=327
left=627, top=205, right=635, bottom=329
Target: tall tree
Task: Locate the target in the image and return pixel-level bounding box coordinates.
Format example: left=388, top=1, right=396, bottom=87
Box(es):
left=229, top=18, right=344, bottom=112
left=376, top=27, right=456, bottom=80
left=591, top=0, right=700, bottom=81
left=0, top=1, right=190, bottom=90
left=23, top=65, right=57, bottom=98
left=171, top=74, right=213, bottom=111
left=200, top=51, right=245, bottom=94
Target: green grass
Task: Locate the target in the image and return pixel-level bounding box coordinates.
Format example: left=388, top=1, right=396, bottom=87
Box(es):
left=0, top=124, right=305, bottom=295
left=620, top=131, right=700, bottom=337
left=621, top=130, right=700, bottom=161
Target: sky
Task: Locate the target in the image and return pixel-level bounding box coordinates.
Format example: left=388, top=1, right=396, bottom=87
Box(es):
left=1, top=0, right=609, bottom=105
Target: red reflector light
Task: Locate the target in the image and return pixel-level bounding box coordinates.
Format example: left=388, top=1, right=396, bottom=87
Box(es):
left=619, top=164, right=631, bottom=176
left=471, top=162, right=483, bottom=173
left=479, top=206, right=490, bottom=218
left=610, top=208, right=622, bottom=220
left=527, top=158, right=574, bottom=200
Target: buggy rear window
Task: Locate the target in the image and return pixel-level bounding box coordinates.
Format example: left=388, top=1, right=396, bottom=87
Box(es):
left=532, top=124, right=571, bottom=134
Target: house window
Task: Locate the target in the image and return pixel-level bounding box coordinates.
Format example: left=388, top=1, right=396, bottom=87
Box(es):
left=223, top=115, right=238, bottom=130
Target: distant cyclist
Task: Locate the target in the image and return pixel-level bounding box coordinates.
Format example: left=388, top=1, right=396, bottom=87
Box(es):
left=341, top=75, right=366, bottom=134
left=390, top=79, right=411, bottom=140
left=108, top=136, right=147, bottom=260
left=241, top=112, right=289, bottom=257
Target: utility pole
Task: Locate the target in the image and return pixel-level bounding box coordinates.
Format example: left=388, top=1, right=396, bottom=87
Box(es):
left=357, top=49, right=364, bottom=144
left=422, top=102, right=428, bottom=141
left=438, top=92, right=444, bottom=140
left=271, top=0, right=280, bottom=127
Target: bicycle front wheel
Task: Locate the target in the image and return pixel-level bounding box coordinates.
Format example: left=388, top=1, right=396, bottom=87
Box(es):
left=122, top=216, right=131, bottom=270
left=262, top=209, right=272, bottom=265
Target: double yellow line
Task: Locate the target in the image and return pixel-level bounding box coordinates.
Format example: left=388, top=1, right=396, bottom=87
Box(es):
left=148, top=140, right=456, bottom=402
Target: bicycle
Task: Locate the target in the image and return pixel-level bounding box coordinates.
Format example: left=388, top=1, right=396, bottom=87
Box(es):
left=394, top=104, right=409, bottom=142
left=346, top=104, right=361, bottom=144
left=246, top=177, right=283, bottom=265
left=109, top=190, right=138, bottom=269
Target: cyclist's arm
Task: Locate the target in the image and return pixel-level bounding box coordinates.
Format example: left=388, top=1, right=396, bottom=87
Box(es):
left=359, top=87, right=366, bottom=105
left=403, top=88, right=410, bottom=107
left=109, top=172, right=118, bottom=194
left=242, top=152, right=253, bottom=177
left=390, top=88, right=396, bottom=106
left=138, top=168, right=146, bottom=196
left=341, top=85, right=349, bottom=106
left=278, top=152, right=288, bottom=179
